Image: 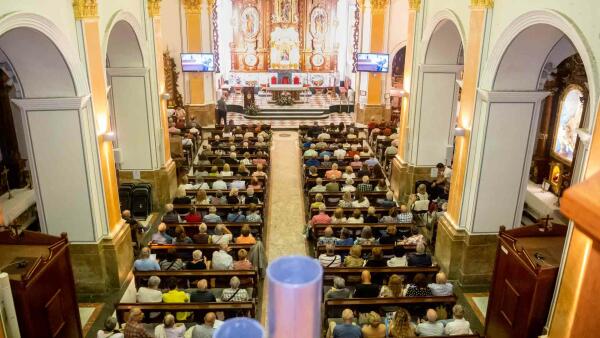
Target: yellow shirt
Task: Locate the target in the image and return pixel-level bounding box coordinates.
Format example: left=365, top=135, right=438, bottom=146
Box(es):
left=162, top=289, right=190, bottom=321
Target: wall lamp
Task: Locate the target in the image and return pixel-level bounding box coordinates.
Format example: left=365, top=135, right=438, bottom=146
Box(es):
left=101, top=131, right=117, bottom=142
left=454, top=127, right=466, bottom=137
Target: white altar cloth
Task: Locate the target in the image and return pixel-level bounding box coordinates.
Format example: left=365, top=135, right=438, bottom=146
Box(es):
left=524, top=181, right=567, bottom=224
left=0, top=188, right=36, bottom=225
left=266, top=84, right=305, bottom=91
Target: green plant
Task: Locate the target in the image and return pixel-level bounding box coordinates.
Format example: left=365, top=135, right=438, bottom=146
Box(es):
left=244, top=104, right=260, bottom=116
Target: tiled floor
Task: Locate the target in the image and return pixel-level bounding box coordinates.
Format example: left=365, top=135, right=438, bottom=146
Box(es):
left=465, top=292, right=489, bottom=324
left=78, top=303, right=104, bottom=336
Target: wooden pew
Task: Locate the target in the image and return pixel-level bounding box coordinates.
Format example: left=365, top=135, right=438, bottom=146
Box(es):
left=304, top=177, right=381, bottom=189
left=302, top=155, right=370, bottom=161
left=115, top=302, right=256, bottom=323
left=315, top=244, right=417, bottom=257
left=166, top=222, right=263, bottom=237
left=185, top=188, right=266, bottom=198
left=310, top=207, right=391, bottom=217
left=172, top=204, right=264, bottom=212
left=133, top=269, right=259, bottom=288
left=187, top=176, right=266, bottom=183
left=323, top=296, right=457, bottom=319
left=306, top=191, right=388, bottom=202
left=323, top=266, right=439, bottom=285
left=149, top=243, right=254, bottom=259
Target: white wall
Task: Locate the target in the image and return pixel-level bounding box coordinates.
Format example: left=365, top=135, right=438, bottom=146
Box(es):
left=470, top=102, right=536, bottom=233
left=414, top=71, right=458, bottom=166
left=26, top=109, right=97, bottom=242
left=161, top=0, right=185, bottom=101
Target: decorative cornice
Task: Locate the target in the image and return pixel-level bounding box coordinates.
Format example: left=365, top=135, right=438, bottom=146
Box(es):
left=148, top=0, right=161, bottom=17
left=73, top=0, right=98, bottom=19
left=408, top=0, right=421, bottom=11
left=184, top=0, right=202, bottom=14
left=207, top=0, right=216, bottom=10
left=470, top=0, right=494, bottom=9
left=12, top=95, right=92, bottom=111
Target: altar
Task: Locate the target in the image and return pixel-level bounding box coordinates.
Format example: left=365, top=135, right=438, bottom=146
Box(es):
left=524, top=181, right=568, bottom=224
left=0, top=188, right=37, bottom=230
left=265, top=84, right=305, bottom=101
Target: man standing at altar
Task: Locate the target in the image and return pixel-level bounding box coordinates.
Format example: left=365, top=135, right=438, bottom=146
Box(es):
left=217, top=92, right=228, bottom=126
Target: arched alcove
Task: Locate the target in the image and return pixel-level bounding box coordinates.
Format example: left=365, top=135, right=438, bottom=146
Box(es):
left=105, top=16, right=157, bottom=171
left=411, top=16, right=464, bottom=169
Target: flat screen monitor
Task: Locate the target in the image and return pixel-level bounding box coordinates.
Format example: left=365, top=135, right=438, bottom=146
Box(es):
left=181, top=53, right=215, bottom=72
left=356, top=53, right=389, bottom=73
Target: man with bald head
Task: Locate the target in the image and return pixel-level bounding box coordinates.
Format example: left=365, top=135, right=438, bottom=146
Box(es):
left=353, top=270, right=380, bottom=298
left=123, top=307, right=152, bottom=338
left=332, top=308, right=362, bottom=338
left=416, top=308, right=444, bottom=336
left=192, top=312, right=217, bottom=338
left=190, top=279, right=216, bottom=303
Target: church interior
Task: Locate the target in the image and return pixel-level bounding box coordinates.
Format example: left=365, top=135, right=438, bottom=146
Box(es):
left=0, top=0, right=599, bottom=337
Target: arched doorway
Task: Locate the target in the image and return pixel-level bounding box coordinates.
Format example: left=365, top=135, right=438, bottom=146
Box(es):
left=410, top=16, right=464, bottom=168
left=105, top=17, right=159, bottom=171
left=464, top=14, right=596, bottom=232
left=0, top=20, right=109, bottom=244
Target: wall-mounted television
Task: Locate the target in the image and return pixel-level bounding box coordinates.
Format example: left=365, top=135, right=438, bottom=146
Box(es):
left=356, top=53, right=389, bottom=73
left=181, top=53, right=215, bottom=72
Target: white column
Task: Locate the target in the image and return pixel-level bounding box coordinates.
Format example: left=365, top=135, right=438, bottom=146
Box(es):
left=358, top=1, right=372, bottom=96
left=459, top=90, right=550, bottom=233
left=202, top=1, right=215, bottom=104
left=409, top=64, right=463, bottom=165
left=12, top=96, right=108, bottom=242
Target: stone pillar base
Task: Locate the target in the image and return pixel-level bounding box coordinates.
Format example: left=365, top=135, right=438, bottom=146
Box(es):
left=389, top=157, right=436, bottom=202
left=70, top=222, right=134, bottom=297
left=356, top=104, right=386, bottom=124
left=186, top=103, right=216, bottom=127
left=119, top=160, right=178, bottom=213
left=435, top=215, right=498, bottom=287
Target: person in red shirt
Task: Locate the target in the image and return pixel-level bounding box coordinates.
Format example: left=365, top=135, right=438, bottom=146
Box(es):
left=311, top=205, right=332, bottom=235
left=185, top=208, right=202, bottom=223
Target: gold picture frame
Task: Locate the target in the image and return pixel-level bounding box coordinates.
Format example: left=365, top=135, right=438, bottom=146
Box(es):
left=550, top=83, right=586, bottom=165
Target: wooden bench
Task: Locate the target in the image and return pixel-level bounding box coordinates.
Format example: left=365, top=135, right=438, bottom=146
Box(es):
left=310, top=207, right=392, bottom=217
left=304, top=177, right=381, bottom=188
left=323, top=266, right=439, bottom=285
left=185, top=188, right=266, bottom=198
left=307, top=191, right=388, bottom=202
left=133, top=269, right=259, bottom=288
left=148, top=243, right=254, bottom=259
left=115, top=301, right=256, bottom=323
left=172, top=203, right=264, bottom=212
left=324, top=296, right=457, bottom=322
left=315, top=244, right=417, bottom=257
left=166, top=222, right=264, bottom=237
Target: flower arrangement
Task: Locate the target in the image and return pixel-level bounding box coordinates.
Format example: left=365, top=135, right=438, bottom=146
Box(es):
left=276, top=91, right=294, bottom=106
left=244, top=104, right=260, bottom=116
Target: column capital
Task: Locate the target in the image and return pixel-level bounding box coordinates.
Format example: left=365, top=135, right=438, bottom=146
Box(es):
left=357, top=0, right=366, bottom=10
left=407, top=0, right=421, bottom=11
left=470, top=0, right=494, bottom=9
left=207, top=0, right=216, bottom=10
left=148, top=0, right=162, bottom=17
left=72, top=0, right=98, bottom=20
left=184, top=0, right=202, bottom=14
left=371, top=0, right=389, bottom=11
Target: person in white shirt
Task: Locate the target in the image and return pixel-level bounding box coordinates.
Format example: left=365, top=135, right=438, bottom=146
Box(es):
left=212, top=243, right=234, bottom=270
left=318, top=132, right=331, bottom=140
left=387, top=246, right=408, bottom=267
left=211, top=223, right=233, bottom=244
left=341, top=178, right=357, bottom=192
left=211, top=175, right=228, bottom=190
left=136, top=276, right=163, bottom=319
left=318, top=243, right=342, bottom=267
left=310, top=178, right=327, bottom=192
left=352, top=194, right=370, bottom=208
left=444, top=305, right=473, bottom=335
left=333, top=147, right=346, bottom=158
left=96, top=317, right=124, bottom=338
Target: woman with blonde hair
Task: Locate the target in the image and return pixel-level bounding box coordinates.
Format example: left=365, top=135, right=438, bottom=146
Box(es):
left=388, top=308, right=416, bottom=338
left=235, top=224, right=257, bottom=244
left=237, top=163, right=251, bottom=176
left=331, top=208, right=347, bottom=223
left=347, top=209, right=364, bottom=224
left=195, top=189, right=210, bottom=205
left=233, top=249, right=254, bottom=270
left=379, top=274, right=404, bottom=298
left=172, top=187, right=191, bottom=214
left=311, top=193, right=326, bottom=209
left=221, top=163, right=233, bottom=176
left=342, top=166, right=356, bottom=179
left=361, top=311, right=386, bottom=338
left=343, top=244, right=365, bottom=267
left=338, top=191, right=354, bottom=208
left=227, top=188, right=241, bottom=204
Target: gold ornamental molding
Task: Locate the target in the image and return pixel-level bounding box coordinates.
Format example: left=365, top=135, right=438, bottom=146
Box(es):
left=357, top=0, right=366, bottom=10
left=148, top=0, right=161, bottom=17
left=207, top=0, right=216, bottom=10
left=408, top=0, right=421, bottom=11
left=184, top=0, right=202, bottom=14
left=471, top=0, right=494, bottom=9
left=73, top=0, right=98, bottom=19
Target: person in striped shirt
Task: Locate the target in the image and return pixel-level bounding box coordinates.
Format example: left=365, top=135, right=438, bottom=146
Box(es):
left=318, top=243, right=342, bottom=268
